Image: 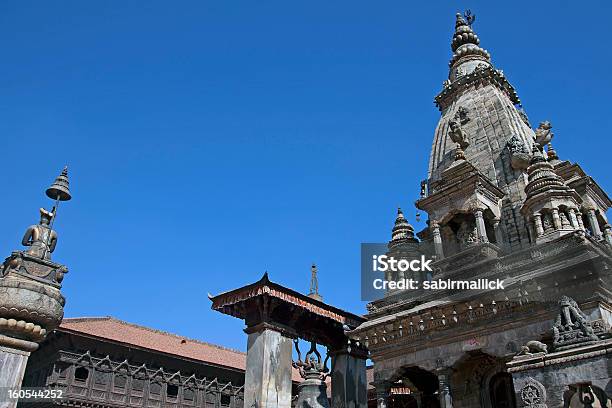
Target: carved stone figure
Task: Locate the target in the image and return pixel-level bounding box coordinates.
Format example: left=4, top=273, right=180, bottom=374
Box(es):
left=457, top=220, right=478, bottom=248
left=507, top=134, right=530, bottom=170
left=21, top=208, right=57, bottom=260
left=454, top=106, right=470, bottom=125
left=448, top=120, right=469, bottom=149
left=542, top=213, right=554, bottom=233
left=559, top=212, right=571, bottom=229
left=516, top=340, right=548, bottom=355
left=534, top=121, right=553, bottom=148
left=552, top=296, right=599, bottom=351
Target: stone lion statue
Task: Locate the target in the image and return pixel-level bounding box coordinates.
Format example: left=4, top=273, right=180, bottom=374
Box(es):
left=517, top=340, right=548, bottom=355
left=534, top=121, right=553, bottom=148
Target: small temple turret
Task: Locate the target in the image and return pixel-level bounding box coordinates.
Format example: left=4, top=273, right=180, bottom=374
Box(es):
left=521, top=145, right=582, bottom=243
left=389, top=208, right=417, bottom=249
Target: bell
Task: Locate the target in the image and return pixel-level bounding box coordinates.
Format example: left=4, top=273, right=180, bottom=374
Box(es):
left=46, top=166, right=72, bottom=201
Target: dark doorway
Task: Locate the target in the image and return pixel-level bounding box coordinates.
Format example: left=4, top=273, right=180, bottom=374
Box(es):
left=489, top=373, right=516, bottom=408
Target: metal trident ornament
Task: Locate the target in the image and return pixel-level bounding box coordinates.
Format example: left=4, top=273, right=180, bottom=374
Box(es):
left=464, top=10, right=475, bottom=26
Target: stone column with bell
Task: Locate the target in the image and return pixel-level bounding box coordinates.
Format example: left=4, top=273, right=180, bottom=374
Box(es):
left=0, top=168, right=72, bottom=406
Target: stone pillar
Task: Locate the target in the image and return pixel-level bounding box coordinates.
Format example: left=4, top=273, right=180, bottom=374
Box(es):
left=474, top=209, right=488, bottom=243
left=603, top=224, right=612, bottom=247
left=587, top=209, right=602, bottom=239
left=436, top=368, right=453, bottom=408
left=533, top=213, right=544, bottom=238
left=331, top=345, right=368, bottom=408
left=568, top=208, right=580, bottom=230
left=492, top=218, right=503, bottom=247
left=551, top=208, right=561, bottom=230
left=431, top=221, right=444, bottom=260
left=373, top=381, right=390, bottom=408
left=0, top=336, right=38, bottom=408
left=576, top=211, right=585, bottom=230
left=244, top=324, right=294, bottom=408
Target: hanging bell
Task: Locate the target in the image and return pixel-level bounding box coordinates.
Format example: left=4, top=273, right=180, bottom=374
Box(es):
left=46, top=166, right=72, bottom=201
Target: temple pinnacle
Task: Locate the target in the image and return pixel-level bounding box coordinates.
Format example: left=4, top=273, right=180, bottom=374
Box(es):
left=449, top=10, right=491, bottom=69
left=308, top=263, right=322, bottom=302
left=389, top=207, right=417, bottom=248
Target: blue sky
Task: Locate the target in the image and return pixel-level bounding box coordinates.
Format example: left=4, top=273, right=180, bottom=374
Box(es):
left=1, top=1, right=610, bottom=352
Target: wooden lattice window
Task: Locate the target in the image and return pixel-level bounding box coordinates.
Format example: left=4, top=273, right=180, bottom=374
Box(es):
left=149, top=382, right=162, bottom=397
left=74, top=367, right=89, bottom=382
left=166, top=384, right=179, bottom=399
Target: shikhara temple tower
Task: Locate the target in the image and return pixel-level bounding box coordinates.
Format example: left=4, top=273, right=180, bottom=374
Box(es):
left=417, top=12, right=610, bottom=257
left=351, top=12, right=612, bottom=408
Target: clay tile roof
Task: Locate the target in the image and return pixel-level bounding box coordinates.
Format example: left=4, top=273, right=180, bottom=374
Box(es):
left=60, top=317, right=303, bottom=382
left=60, top=317, right=247, bottom=371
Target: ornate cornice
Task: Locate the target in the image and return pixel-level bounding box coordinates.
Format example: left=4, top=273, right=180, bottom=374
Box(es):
left=435, top=64, right=520, bottom=111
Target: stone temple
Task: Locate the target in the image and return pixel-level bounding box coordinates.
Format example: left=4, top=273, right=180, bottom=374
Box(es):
left=351, top=12, right=612, bottom=408
left=0, top=11, right=610, bottom=408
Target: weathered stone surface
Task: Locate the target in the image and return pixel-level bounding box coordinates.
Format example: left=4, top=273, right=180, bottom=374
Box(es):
left=0, top=346, right=30, bottom=408
left=331, top=348, right=368, bottom=408
left=244, top=328, right=293, bottom=408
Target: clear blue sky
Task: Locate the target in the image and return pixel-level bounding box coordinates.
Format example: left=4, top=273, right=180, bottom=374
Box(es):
left=1, top=1, right=610, bottom=352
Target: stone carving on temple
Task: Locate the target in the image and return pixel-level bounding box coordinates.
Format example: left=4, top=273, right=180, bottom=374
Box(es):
left=552, top=296, right=599, bottom=351
left=507, top=134, right=531, bottom=170
left=520, top=377, right=547, bottom=408
left=454, top=106, right=470, bottom=125
left=516, top=340, right=548, bottom=356
left=534, top=121, right=554, bottom=148
left=448, top=119, right=469, bottom=149
left=456, top=219, right=479, bottom=248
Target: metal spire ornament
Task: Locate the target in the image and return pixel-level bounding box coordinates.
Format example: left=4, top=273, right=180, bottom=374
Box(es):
left=46, top=166, right=72, bottom=202
left=42, top=166, right=72, bottom=258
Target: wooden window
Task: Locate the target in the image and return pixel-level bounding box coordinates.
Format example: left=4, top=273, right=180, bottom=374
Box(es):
left=74, top=367, right=89, bottom=382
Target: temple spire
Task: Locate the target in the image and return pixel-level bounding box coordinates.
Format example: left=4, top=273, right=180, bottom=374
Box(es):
left=308, top=263, right=322, bottom=302
left=448, top=11, right=491, bottom=80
